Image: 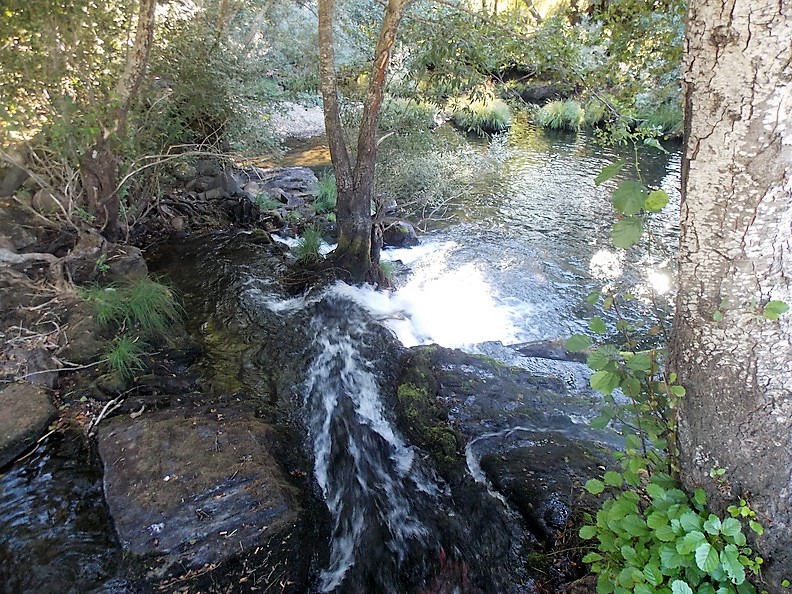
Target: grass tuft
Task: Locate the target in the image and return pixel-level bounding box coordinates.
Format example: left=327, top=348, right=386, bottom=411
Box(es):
left=533, top=100, right=585, bottom=131
left=294, top=225, right=324, bottom=264
left=314, top=172, right=337, bottom=214
left=106, top=334, right=145, bottom=378
left=450, top=97, right=512, bottom=135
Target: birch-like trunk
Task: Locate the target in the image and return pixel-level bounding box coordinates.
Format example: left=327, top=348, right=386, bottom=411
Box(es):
left=670, top=1, right=792, bottom=589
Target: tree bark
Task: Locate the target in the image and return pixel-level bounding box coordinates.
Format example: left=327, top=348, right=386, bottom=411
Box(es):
left=81, top=0, right=156, bottom=240
left=670, top=1, right=792, bottom=590
left=318, top=0, right=411, bottom=281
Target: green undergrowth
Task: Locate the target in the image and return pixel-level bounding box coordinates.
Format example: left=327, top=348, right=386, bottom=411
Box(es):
left=533, top=99, right=586, bottom=131
left=566, top=157, right=772, bottom=594
left=314, top=172, right=337, bottom=214
left=294, top=225, right=324, bottom=264
left=78, top=276, right=182, bottom=378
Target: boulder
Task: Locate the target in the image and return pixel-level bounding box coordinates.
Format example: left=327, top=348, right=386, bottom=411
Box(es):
left=382, top=217, right=419, bottom=248
left=0, top=383, right=57, bottom=468
left=96, top=405, right=299, bottom=572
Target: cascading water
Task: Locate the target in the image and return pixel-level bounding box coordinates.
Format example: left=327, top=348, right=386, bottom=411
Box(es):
left=301, top=295, right=441, bottom=592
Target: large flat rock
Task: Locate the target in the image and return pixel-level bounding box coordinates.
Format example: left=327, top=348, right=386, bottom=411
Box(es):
left=0, top=383, right=57, bottom=468
left=97, top=405, right=299, bottom=570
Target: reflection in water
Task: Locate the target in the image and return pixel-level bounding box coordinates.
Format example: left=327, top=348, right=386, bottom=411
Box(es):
left=589, top=249, right=624, bottom=280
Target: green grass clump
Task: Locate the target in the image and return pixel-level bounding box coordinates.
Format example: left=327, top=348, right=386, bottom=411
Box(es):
left=379, top=259, right=395, bottom=282
left=294, top=225, right=324, bottom=264
left=82, top=277, right=181, bottom=335
left=314, top=172, right=337, bottom=214
left=106, top=335, right=145, bottom=379
left=533, top=100, right=585, bottom=131
left=450, top=97, right=512, bottom=135
left=636, top=102, right=683, bottom=137
left=254, top=193, right=282, bottom=211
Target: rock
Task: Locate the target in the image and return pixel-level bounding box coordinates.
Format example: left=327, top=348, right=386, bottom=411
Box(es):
left=0, top=148, right=29, bottom=197
left=31, top=188, right=63, bottom=213
left=104, top=245, right=148, bottom=283
left=382, top=218, right=419, bottom=247
left=0, top=200, right=40, bottom=251
left=97, top=405, right=299, bottom=572
left=172, top=162, right=197, bottom=182
left=236, top=167, right=319, bottom=204
left=195, top=158, right=222, bottom=177
left=478, top=431, right=609, bottom=542
left=0, top=383, right=57, bottom=468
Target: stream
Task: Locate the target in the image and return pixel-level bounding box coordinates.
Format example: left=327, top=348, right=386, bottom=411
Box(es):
left=0, top=124, right=681, bottom=593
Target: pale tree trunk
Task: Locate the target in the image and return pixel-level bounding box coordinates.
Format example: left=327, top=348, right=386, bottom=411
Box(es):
left=318, top=0, right=411, bottom=281
left=670, top=1, right=792, bottom=590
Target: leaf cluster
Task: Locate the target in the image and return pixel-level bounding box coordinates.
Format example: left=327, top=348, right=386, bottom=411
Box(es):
left=580, top=475, right=764, bottom=594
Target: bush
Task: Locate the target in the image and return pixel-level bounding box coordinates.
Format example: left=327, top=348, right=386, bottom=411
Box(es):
left=450, top=97, right=512, bottom=135
left=378, top=97, right=438, bottom=132
left=533, top=100, right=585, bottom=131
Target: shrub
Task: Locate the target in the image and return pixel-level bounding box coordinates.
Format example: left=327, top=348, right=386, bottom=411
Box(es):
left=378, top=97, right=438, bottom=132
left=254, top=194, right=282, bottom=211
left=533, top=100, right=585, bottom=131
left=450, top=97, right=512, bottom=135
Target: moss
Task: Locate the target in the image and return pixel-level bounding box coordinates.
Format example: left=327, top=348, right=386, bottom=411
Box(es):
left=395, top=347, right=463, bottom=476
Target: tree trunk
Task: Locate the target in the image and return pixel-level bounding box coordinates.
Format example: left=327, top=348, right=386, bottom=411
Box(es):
left=318, top=0, right=410, bottom=281
left=81, top=0, right=156, bottom=241
left=670, top=1, right=792, bottom=590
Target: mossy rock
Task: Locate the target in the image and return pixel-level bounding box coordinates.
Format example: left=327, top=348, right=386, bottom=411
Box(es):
left=395, top=347, right=463, bottom=475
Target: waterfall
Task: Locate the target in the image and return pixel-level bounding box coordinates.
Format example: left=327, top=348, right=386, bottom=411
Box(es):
left=299, top=293, right=440, bottom=592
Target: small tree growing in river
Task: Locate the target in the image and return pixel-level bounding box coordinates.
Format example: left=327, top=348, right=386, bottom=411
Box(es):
left=318, top=0, right=412, bottom=281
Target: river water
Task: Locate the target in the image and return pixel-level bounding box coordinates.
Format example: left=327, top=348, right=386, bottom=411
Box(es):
left=0, top=123, right=681, bottom=593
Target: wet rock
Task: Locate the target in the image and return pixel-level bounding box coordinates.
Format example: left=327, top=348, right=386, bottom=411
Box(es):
left=478, top=431, right=609, bottom=543
left=383, top=218, right=419, bottom=248
left=0, top=383, right=57, bottom=468
left=97, top=405, right=300, bottom=573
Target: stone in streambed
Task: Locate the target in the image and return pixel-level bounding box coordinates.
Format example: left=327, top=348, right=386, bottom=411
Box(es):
left=0, top=383, right=57, bottom=468
left=97, top=405, right=299, bottom=572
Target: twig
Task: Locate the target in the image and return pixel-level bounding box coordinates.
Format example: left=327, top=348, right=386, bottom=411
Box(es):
left=87, top=397, right=123, bottom=435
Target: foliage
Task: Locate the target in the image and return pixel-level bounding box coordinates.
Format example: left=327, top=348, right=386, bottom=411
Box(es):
left=567, top=157, right=776, bottom=594
left=379, top=259, right=396, bottom=282
left=533, top=100, right=586, bottom=131
left=377, top=97, right=438, bottom=132
left=635, top=102, right=684, bottom=138
left=450, top=96, right=512, bottom=135
left=80, top=277, right=181, bottom=336
left=105, top=334, right=146, bottom=379
left=294, top=225, right=324, bottom=264
left=314, top=172, right=338, bottom=214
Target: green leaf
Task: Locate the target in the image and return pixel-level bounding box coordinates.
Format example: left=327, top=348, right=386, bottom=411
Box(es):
left=762, top=300, right=789, bottom=321
left=587, top=346, right=616, bottom=370
left=693, top=489, right=708, bottom=507
left=612, top=180, right=648, bottom=215
left=721, top=517, right=742, bottom=538
left=579, top=525, right=598, bottom=539
left=643, top=563, right=663, bottom=586
left=626, top=351, right=653, bottom=371
left=590, top=370, right=621, bottom=395
left=566, top=334, right=593, bottom=352
left=703, top=515, right=722, bottom=535
left=604, top=471, right=623, bottom=487
left=680, top=511, right=703, bottom=532
left=748, top=520, right=764, bottom=535
left=660, top=544, right=686, bottom=569
left=644, top=136, right=669, bottom=153
left=622, top=514, right=650, bottom=537
left=713, top=310, right=724, bottom=322
left=677, top=530, right=706, bottom=555
left=611, top=216, right=645, bottom=249
left=583, top=552, right=604, bottom=563
left=672, top=580, right=694, bottom=594
left=647, top=511, right=668, bottom=529
left=595, top=160, right=625, bottom=185
left=589, top=316, right=607, bottom=334
left=721, top=544, right=746, bottom=584
left=586, top=290, right=602, bottom=305
left=645, top=189, right=670, bottom=212
left=696, top=542, right=720, bottom=572
left=586, top=478, right=606, bottom=495
left=635, top=585, right=655, bottom=594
